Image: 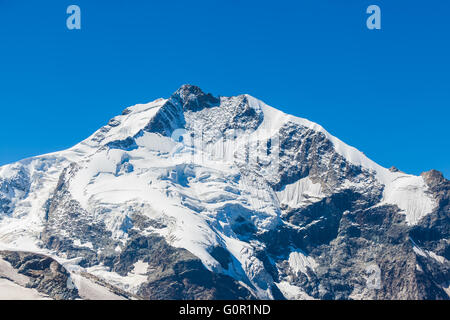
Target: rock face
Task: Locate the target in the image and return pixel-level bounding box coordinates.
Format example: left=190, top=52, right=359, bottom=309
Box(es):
left=125, top=235, right=253, bottom=300
left=0, top=85, right=448, bottom=300
left=0, top=251, right=79, bottom=300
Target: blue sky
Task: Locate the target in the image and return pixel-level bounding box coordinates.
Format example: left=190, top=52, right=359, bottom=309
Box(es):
left=0, top=0, right=449, bottom=177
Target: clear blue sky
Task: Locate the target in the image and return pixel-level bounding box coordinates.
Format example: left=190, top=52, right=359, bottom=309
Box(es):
left=0, top=0, right=449, bottom=177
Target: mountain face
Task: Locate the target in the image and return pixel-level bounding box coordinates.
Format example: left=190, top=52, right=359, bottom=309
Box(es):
left=0, top=85, right=448, bottom=300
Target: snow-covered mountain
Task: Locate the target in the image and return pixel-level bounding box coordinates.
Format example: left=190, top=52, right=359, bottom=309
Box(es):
left=0, top=85, right=448, bottom=300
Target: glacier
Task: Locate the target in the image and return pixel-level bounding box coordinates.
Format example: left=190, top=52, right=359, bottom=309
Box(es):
left=0, top=85, right=448, bottom=300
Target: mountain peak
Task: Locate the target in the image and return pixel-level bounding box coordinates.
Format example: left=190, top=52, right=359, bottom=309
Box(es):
left=421, top=169, right=447, bottom=188
left=0, top=86, right=447, bottom=301
left=170, top=84, right=220, bottom=112
left=175, top=84, right=204, bottom=95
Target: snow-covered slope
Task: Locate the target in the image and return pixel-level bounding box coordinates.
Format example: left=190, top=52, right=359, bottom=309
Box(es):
left=0, top=85, right=447, bottom=300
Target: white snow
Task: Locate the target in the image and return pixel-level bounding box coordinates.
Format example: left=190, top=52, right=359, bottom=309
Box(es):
left=0, top=90, right=442, bottom=300
left=0, top=258, right=29, bottom=286
left=442, top=282, right=450, bottom=298
left=379, top=174, right=436, bottom=225
left=276, top=177, right=325, bottom=209
left=275, top=281, right=315, bottom=300
left=427, top=250, right=447, bottom=265
left=287, top=250, right=318, bottom=275
left=0, top=279, right=51, bottom=300
left=412, top=244, right=428, bottom=258
left=73, top=239, right=94, bottom=249
left=131, top=260, right=149, bottom=275
left=411, top=238, right=448, bottom=265
left=86, top=265, right=148, bottom=295
left=70, top=273, right=126, bottom=300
